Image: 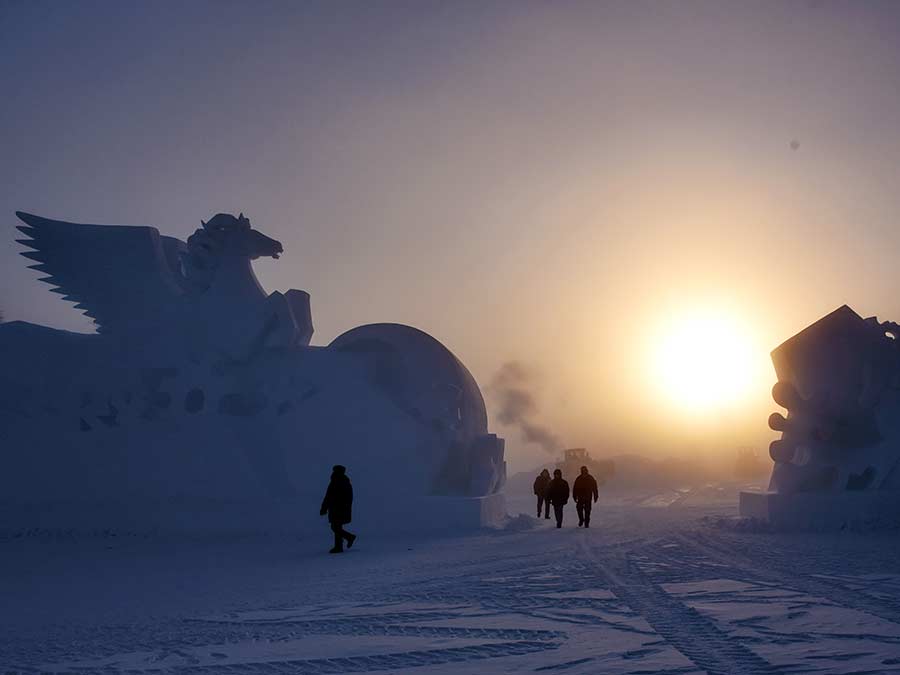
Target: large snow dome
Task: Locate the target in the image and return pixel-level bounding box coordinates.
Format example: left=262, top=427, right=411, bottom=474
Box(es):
left=330, top=323, right=489, bottom=441
left=0, top=212, right=506, bottom=533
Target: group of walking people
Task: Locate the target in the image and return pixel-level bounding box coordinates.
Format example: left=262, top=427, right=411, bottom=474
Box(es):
left=318, top=462, right=601, bottom=555
left=533, top=465, right=599, bottom=528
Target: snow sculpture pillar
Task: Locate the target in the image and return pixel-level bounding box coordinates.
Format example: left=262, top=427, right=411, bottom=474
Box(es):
left=468, top=434, right=506, bottom=496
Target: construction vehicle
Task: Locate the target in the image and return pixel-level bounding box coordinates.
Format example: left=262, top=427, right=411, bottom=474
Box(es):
left=556, top=447, right=615, bottom=484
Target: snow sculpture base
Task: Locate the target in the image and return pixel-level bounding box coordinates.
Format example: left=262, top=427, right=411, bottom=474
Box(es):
left=740, top=490, right=900, bottom=530
left=0, top=494, right=507, bottom=537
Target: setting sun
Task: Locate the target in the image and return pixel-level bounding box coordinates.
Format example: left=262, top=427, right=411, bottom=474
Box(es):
left=651, top=311, right=760, bottom=414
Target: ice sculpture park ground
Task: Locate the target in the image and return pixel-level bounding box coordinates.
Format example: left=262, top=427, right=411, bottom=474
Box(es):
left=3, top=487, right=900, bottom=674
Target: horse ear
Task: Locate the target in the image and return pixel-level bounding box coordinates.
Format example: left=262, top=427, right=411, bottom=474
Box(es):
left=200, top=220, right=207, bottom=228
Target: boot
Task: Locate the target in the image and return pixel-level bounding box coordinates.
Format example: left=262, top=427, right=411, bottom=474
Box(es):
left=329, top=546, right=343, bottom=554
left=347, top=533, right=357, bottom=548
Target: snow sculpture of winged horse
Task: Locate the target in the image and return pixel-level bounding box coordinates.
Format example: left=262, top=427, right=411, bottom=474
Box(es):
left=14, top=211, right=313, bottom=362
left=0, top=210, right=506, bottom=533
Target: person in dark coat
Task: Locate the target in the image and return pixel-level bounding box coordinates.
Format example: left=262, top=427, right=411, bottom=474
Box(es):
left=319, top=464, right=357, bottom=553
left=545, top=468, right=570, bottom=528
left=533, top=468, right=551, bottom=519
left=572, top=465, right=599, bottom=528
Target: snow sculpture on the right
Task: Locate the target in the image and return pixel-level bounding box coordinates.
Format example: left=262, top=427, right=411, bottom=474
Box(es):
left=741, top=305, right=900, bottom=527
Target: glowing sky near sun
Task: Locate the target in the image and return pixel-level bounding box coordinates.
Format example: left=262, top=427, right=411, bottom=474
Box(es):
left=650, top=310, right=763, bottom=414
left=3, top=1, right=900, bottom=471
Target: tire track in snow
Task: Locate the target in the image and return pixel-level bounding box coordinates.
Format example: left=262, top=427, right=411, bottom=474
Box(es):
left=580, top=538, right=778, bottom=675
left=162, top=639, right=559, bottom=674
left=5, top=619, right=564, bottom=672
left=673, top=531, right=900, bottom=627
left=188, top=616, right=566, bottom=643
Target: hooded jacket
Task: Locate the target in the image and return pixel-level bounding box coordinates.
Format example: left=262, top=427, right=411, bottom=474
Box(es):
left=545, top=476, right=570, bottom=506
left=320, top=466, right=353, bottom=525
left=533, top=471, right=551, bottom=496
left=572, top=472, right=599, bottom=503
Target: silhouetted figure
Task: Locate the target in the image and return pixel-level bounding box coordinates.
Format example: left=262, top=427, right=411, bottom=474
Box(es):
left=319, top=464, right=357, bottom=553
left=545, top=468, right=570, bottom=528
left=533, top=468, right=551, bottom=519
left=572, top=465, right=599, bottom=528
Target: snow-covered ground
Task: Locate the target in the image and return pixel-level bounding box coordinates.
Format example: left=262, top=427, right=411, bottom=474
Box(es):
left=3, top=488, right=900, bottom=674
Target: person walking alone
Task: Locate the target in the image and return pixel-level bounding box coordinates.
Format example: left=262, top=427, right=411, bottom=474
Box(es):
left=572, top=465, right=599, bottom=528
left=545, top=469, right=570, bottom=528
left=533, top=468, right=551, bottom=519
left=319, top=464, right=357, bottom=553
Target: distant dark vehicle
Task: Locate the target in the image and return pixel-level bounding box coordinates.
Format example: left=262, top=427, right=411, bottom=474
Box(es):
left=556, top=448, right=615, bottom=484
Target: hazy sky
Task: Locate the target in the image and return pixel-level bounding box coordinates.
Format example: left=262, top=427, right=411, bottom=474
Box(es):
left=4, top=1, right=900, bottom=472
